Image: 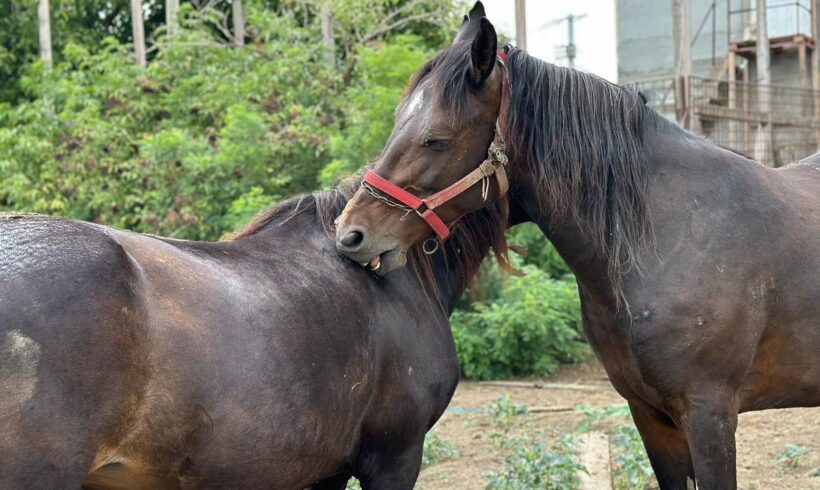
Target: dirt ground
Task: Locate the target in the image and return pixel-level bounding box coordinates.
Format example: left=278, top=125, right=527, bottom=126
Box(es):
left=416, top=361, right=820, bottom=489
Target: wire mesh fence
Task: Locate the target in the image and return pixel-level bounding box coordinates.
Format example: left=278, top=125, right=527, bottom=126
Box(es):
left=635, top=76, right=820, bottom=166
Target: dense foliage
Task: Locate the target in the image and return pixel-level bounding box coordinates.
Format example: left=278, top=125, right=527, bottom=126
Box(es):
left=0, top=0, right=586, bottom=379
left=452, top=229, right=587, bottom=380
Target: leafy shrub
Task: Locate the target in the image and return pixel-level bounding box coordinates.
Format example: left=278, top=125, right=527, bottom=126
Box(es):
left=506, top=223, right=572, bottom=280
left=486, top=434, right=585, bottom=490
left=574, top=404, right=631, bottom=433
left=611, top=425, right=654, bottom=490
left=422, top=430, right=460, bottom=468
left=452, top=263, right=587, bottom=380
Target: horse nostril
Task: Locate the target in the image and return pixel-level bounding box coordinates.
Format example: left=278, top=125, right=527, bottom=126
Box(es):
left=340, top=230, right=365, bottom=248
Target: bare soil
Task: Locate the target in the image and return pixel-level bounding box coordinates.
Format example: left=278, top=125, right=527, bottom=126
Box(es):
left=416, top=361, right=820, bottom=489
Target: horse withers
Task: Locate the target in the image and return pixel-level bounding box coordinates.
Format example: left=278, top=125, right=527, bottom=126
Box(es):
left=335, top=3, right=820, bottom=489
left=0, top=181, right=506, bottom=489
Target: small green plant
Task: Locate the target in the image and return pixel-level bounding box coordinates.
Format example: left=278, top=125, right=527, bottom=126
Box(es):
left=488, top=394, right=529, bottom=430
left=345, top=477, right=362, bottom=490
left=776, top=443, right=808, bottom=469
left=809, top=467, right=820, bottom=477
left=485, top=434, right=585, bottom=490
left=422, top=430, right=460, bottom=468
left=574, top=404, right=631, bottom=432
left=611, top=424, right=654, bottom=490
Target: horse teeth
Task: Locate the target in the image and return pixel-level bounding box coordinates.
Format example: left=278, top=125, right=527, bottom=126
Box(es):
left=360, top=262, right=368, bottom=267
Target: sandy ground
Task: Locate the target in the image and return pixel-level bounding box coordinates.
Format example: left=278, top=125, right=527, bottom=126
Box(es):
left=415, top=361, right=820, bottom=489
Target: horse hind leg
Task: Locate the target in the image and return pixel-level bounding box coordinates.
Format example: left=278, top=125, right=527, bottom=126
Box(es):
left=629, top=401, right=695, bottom=490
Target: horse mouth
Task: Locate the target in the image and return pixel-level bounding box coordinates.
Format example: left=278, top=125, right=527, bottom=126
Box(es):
left=359, top=247, right=403, bottom=276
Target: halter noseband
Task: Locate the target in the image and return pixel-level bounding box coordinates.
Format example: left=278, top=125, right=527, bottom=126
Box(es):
left=360, top=49, right=511, bottom=243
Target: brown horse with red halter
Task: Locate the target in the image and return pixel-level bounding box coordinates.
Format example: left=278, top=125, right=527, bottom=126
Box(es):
left=336, top=3, right=820, bottom=489
left=357, top=49, right=510, bottom=254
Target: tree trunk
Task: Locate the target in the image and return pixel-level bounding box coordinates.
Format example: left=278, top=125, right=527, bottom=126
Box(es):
left=166, top=0, right=179, bottom=36
left=131, top=0, right=146, bottom=67
left=37, top=0, right=52, bottom=67
left=233, top=0, right=245, bottom=47
left=320, top=1, right=335, bottom=65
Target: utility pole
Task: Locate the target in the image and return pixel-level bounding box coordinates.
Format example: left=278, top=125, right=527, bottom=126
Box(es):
left=515, top=0, right=526, bottom=51
left=564, top=14, right=586, bottom=69
left=672, top=0, right=691, bottom=127
left=545, top=14, right=586, bottom=70
left=130, top=0, right=146, bottom=67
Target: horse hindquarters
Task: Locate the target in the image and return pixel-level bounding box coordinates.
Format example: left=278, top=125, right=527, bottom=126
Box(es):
left=0, top=219, right=148, bottom=488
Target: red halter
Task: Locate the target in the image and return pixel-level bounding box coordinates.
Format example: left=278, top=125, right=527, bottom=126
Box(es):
left=361, top=49, right=510, bottom=242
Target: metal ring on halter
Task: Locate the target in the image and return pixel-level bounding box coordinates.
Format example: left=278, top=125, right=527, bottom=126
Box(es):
left=422, top=237, right=440, bottom=255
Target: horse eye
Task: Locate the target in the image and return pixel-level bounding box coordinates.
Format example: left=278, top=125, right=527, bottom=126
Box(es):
left=423, top=138, right=451, bottom=150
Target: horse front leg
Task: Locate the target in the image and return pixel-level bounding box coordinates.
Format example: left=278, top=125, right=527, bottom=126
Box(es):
left=681, top=391, right=739, bottom=490
left=629, top=401, right=695, bottom=490
left=355, top=441, right=423, bottom=490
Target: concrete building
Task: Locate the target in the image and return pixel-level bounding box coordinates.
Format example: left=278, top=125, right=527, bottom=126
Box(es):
left=616, top=0, right=820, bottom=165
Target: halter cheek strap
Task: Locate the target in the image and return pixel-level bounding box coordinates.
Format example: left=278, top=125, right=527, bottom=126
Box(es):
left=361, top=48, right=511, bottom=242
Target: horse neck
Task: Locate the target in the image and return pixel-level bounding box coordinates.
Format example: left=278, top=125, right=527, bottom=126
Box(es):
left=511, top=183, right=616, bottom=305
left=424, top=251, right=474, bottom=314
left=509, top=111, right=745, bottom=309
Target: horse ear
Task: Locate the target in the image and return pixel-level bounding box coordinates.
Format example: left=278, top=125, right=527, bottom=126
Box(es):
left=454, top=1, right=487, bottom=43
left=470, top=17, right=497, bottom=86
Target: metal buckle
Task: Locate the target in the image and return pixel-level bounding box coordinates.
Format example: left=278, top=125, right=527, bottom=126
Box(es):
left=422, top=237, right=440, bottom=255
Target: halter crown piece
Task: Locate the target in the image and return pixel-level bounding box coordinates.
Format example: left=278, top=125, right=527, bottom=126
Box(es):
left=361, top=49, right=511, bottom=245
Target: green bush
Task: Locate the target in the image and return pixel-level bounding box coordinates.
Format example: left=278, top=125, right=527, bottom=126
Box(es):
left=452, top=262, right=587, bottom=380
left=486, top=434, right=585, bottom=490
left=507, top=223, right=572, bottom=280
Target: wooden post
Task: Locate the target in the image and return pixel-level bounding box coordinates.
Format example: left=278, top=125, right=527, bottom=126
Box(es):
left=233, top=0, right=245, bottom=47
left=743, top=63, right=751, bottom=153
left=37, top=0, right=52, bottom=67
left=673, top=0, right=692, bottom=128
left=812, top=0, right=820, bottom=150
left=799, top=38, right=809, bottom=154
left=756, top=0, right=772, bottom=164
left=728, top=50, right=737, bottom=148
left=515, top=0, right=526, bottom=51
left=130, top=0, right=146, bottom=67
left=166, top=0, right=179, bottom=36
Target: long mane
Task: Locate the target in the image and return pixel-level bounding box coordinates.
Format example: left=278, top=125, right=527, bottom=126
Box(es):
left=412, top=39, right=652, bottom=305
left=226, top=177, right=509, bottom=302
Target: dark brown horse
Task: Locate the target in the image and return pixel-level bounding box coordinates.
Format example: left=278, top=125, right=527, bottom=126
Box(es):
left=335, top=3, right=820, bottom=489
left=0, top=181, right=506, bottom=489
